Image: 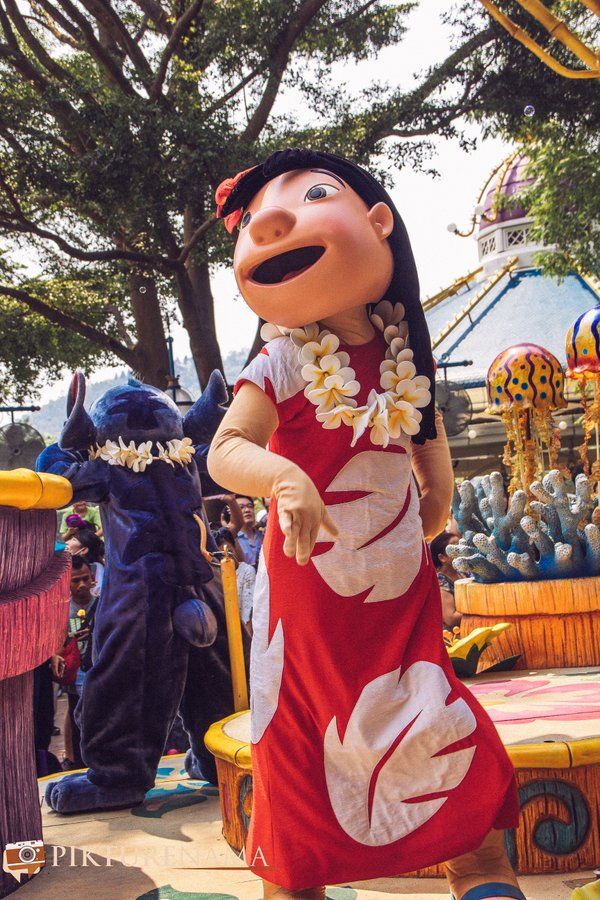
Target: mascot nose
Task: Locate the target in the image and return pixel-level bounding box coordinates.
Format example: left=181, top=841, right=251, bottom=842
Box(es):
left=249, top=206, right=296, bottom=245
left=173, top=597, right=218, bottom=648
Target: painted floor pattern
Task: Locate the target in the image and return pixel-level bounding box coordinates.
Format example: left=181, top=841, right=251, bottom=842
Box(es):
left=12, top=755, right=595, bottom=899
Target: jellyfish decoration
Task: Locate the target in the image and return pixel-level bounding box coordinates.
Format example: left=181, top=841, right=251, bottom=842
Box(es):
left=565, top=304, right=600, bottom=481
left=487, top=343, right=566, bottom=495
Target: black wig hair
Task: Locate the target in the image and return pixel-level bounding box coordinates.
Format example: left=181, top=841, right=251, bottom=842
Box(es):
left=221, top=147, right=436, bottom=443
left=429, top=530, right=455, bottom=569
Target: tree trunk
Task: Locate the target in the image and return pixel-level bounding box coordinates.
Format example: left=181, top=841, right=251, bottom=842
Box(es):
left=127, top=272, right=171, bottom=388
left=245, top=319, right=264, bottom=366
left=175, top=258, right=224, bottom=389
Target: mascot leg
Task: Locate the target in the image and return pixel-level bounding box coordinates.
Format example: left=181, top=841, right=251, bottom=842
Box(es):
left=179, top=574, right=249, bottom=784
left=444, top=829, right=524, bottom=900
left=45, top=567, right=190, bottom=814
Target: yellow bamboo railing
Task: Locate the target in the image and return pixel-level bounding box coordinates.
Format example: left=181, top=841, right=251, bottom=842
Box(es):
left=431, top=257, right=518, bottom=351
left=422, top=267, right=483, bottom=313
left=478, top=0, right=600, bottom=79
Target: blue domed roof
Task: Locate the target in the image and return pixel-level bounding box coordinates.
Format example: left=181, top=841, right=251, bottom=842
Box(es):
left=426, top=269, right=599, bottom=387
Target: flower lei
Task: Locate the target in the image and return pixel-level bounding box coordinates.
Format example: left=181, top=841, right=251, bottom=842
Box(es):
left=88, top=437, right=196, bottom=473
left=260, top=300, right=431, bottom=448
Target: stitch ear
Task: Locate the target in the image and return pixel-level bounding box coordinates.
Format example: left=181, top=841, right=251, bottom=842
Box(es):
left=60, top=370, right=97, bottom=451
left=183, top=370, right=228, bottom=445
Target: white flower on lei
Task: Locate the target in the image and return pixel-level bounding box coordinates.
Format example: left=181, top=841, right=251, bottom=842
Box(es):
left=316, top=404, right=361, bottom=430
left=396, top=374, right=431, bottom=409
left=301, top=350, right=352, bottom=393
left=349, top=390, right=381, bottom=447
left=300, top=331, right=341, bottom=365
left=388, top=398, right=423, bottom=437
left=97, top=439, right=124, bottom=466
left=306, top=371, right=361, bottom=413
left=130, top=440, right=154, bottom=472
left=369, top=300, right=405, bottom=332
left=380, top=358, right=418, bottom=392
left=260, top=322, right=290, bottom=341
left=290, top=322, right=325, bottom=348
left=167, top=437, right=196, bottom=466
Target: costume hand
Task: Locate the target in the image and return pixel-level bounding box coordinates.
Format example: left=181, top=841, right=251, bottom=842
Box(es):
left=275, top=470, right=338, bottom=566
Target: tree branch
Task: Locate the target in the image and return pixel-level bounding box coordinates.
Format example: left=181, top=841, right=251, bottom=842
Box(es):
left=0, top=39, right=90, bottom=153
left=149, top=0, right=204, bottom=101
left=0, top=214, right=178, bottom=268
left=203, top=62, right=267, bottom=118
left=241, top=0, right=329, bottom=143
left=76, top=0, right=152, bottom=85
left=368, top=27, right=495, bottom=145
left=0, top=283, right=139, bottom=365
left=2, top=0, right=79, bottom=85
left=177, top=213, right=216, bottom=265
left=52, top=0, right=137, bottom=95
left=130, top=0, right=170, bottom=35
left=31, top=0, right=79, bottom=43
left=22, top=10, right=79, bottom=47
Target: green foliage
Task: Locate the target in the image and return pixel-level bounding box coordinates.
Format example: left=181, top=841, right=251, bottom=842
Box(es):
left=520, top=126, right=600, bottom=280
left=0, top=295, right=106, bottom=402
left=0, top=0, right=596, bottom=400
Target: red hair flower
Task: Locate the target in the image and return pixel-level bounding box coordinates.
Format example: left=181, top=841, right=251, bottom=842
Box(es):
left=215, top=166, right=255, bottom=234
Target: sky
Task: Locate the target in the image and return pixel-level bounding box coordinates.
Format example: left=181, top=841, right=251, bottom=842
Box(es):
left=28, top=2, right=515, bottom=408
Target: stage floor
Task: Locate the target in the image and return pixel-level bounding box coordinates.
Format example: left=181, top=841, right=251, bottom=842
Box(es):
left=12, top=755, right=595, bottom=899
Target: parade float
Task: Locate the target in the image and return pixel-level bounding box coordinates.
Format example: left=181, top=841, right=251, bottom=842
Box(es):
left=0, top=470, right=72, bottom=898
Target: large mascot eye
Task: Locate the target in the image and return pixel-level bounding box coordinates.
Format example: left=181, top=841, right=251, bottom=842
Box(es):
left=240, top=211, right=252, bottom=228
left=304, top=183, right=339, bottom=202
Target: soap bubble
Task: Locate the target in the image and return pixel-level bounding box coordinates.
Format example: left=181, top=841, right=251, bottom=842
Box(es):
left=139, top=285, right=147, bottom=294
left=524, top=104, right=535, bottom=117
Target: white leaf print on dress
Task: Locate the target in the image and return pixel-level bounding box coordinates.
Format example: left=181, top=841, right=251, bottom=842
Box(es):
left=250, top=552, right=284, bottom=743
left=324, top=661, right=476, bottom=846
left=312, top=450, right=423, bottom=602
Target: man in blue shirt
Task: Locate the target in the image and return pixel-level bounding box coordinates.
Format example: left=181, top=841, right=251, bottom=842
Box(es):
left=236, top=495, right=264, bottom=568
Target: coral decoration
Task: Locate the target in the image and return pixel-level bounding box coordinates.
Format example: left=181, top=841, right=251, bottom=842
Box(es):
left=450, top=469, right=600, bottom=583
left=486, top=343, right=566, bottom=494
left=215, top=166, right=256, bottom=233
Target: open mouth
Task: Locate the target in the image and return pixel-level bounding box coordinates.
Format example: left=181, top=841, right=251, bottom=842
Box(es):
left=250, top=246, right=325, bottom=285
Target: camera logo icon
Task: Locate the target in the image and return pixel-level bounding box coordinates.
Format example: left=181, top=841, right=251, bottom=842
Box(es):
left=2, top=840, right=45, bottom=882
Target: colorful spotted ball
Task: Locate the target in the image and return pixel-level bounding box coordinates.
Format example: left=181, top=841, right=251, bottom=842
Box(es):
left=487, top=343, right=566, bottom=412
left=565, top=304, right=600, bottom=378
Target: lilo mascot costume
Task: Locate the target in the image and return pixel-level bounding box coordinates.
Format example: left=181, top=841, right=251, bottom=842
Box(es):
left=207, top=149, right=525, bottom=900
left=37, top=370, right=246, bottom=813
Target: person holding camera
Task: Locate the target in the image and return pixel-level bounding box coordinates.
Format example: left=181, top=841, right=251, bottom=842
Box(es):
left=51, top=556, right=98, bottom=769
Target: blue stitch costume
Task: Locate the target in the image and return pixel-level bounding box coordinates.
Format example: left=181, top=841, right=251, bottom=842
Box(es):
left=37, top=370, right=246, bottom=814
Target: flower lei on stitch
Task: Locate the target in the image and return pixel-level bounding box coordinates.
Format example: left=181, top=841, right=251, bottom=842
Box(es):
left=88, top=437, right=196, bottom=472
left=259, top=301, right=431, bottom=448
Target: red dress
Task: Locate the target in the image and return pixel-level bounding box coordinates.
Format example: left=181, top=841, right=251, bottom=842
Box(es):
left=235, top=331, right=518, bottom=890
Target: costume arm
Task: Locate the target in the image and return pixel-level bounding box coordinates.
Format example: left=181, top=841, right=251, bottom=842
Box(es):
left=412, top=407, right=454, bottom=541
left=207, top=382, right=337, bottom=566
left=37, top=444, right=110, bottom=503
